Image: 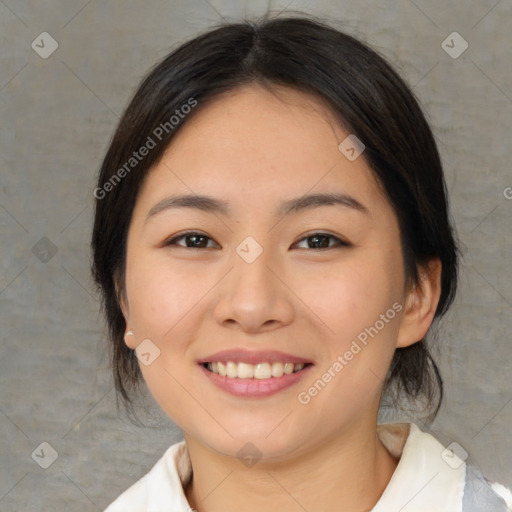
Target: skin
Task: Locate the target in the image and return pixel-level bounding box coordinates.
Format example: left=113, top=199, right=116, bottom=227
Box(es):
left=119, top=84, right=442, bottom=512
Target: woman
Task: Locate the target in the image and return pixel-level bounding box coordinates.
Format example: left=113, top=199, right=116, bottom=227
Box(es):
left=91, top=15, right=512, bottom=511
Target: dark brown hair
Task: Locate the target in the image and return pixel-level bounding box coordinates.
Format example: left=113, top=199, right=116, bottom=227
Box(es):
left=91, top=14, right=459, bottom=421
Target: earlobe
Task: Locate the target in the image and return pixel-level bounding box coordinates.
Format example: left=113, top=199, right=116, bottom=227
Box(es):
left=121, top=311, right=137, bottom=350
left=124, top=330, right=136, bottom=349
left=115, top=281, right=136, bottom=349
left=396, top=258, right=442, bottom=348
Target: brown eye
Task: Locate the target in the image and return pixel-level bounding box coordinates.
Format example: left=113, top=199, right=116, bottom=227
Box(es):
left=164, top=232, right=219, bottom=249
left=294, top=233, right=350, bottom=250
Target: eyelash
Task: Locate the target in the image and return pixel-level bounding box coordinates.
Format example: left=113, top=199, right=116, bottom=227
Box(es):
left=163, top=231, right=351, bottom=250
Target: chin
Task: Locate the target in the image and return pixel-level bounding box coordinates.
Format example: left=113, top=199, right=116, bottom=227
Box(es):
left=188, top=420, right=317, bottom=465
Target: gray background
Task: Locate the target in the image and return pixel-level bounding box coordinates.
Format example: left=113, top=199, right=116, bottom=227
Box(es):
left=1, top=0, right=511, bottom=510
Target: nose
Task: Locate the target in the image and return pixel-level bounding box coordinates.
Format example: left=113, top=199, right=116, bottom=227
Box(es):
left=212, top=248, right=295, bottom=334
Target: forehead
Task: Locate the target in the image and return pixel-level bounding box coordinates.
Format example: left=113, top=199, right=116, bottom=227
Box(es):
left=165, top=83, right=347, bottom=168
left=134, top=84, right=387, bottom=216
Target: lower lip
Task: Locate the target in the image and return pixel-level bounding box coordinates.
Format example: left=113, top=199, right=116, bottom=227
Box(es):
left=199, top=364, right=313, bottom=398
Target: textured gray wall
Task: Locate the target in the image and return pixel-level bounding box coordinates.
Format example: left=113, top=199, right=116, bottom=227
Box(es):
left=1, top=1, right=511, bottom=510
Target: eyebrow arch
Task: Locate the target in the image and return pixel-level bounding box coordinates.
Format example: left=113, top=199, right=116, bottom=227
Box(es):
left=145, top=194, right=230, bottom=225
left=278, top=192, right=369, bottom=216
left=144, top=192, right=369, bottom=225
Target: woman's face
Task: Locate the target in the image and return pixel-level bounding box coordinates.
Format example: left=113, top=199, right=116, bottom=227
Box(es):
left=121, top=84, right=414, bottom=461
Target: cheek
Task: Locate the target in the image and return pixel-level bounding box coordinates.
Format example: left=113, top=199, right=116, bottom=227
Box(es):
left=298, top=255, right=400, bottom=343
left=127, top=260, right=207, bottom=426
left=293, top=253, right=402, bottom=401
left=126, top=256, right=207, bottom=340
left=125, top=258, right=211, bottom=406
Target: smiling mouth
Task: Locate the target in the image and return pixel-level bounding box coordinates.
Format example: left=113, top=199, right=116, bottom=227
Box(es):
left=202, top=361, right=312, bottom=379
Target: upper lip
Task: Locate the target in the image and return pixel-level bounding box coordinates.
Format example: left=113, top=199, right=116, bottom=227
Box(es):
left=197, top=349, right=312, bottom=365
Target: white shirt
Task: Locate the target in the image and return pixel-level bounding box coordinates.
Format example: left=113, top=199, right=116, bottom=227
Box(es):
left=104, top=422, right=512, bottom=511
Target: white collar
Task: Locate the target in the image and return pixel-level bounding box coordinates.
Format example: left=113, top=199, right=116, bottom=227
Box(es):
left=371, top=422, right=465, bottom=511
left=107, top=422, right=467, bottom=511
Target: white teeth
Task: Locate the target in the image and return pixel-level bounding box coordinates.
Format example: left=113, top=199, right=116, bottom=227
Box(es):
left=271, top=362, right=284, bottom=377
left=237, top=362, right=254, bottom=379
left=254, top=363, right=271, bottom=379
left=284, top=362, right=294, bottom=375
left=226, top=361, right=237, bottom=378
left=205, top=361, right=307, bottom=379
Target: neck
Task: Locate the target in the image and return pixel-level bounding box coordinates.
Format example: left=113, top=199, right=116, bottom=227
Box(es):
left=184, top=415, right=398, bottom=512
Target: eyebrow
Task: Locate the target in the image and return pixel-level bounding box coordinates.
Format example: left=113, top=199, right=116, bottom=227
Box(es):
left=144, top=192, right=369, bottom=225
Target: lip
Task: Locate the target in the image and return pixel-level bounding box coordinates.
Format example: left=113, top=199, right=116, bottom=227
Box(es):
left=199, top=363, right=313, bottom=398
left=196, top=349, right=312, bottom=365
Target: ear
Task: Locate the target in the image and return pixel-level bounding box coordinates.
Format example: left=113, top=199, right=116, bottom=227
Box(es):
left=115, top=280, right=137, bottom=350
left=396, top=257, right=442, bottom=348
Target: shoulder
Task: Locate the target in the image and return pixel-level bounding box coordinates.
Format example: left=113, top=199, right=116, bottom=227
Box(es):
left=408, top=423, right=512, bottom=510
left=463, top=464, right=512, bottom=511
left=104, top=440, right=192, bottom=512
left=374, top=423, right=512, bottom=511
